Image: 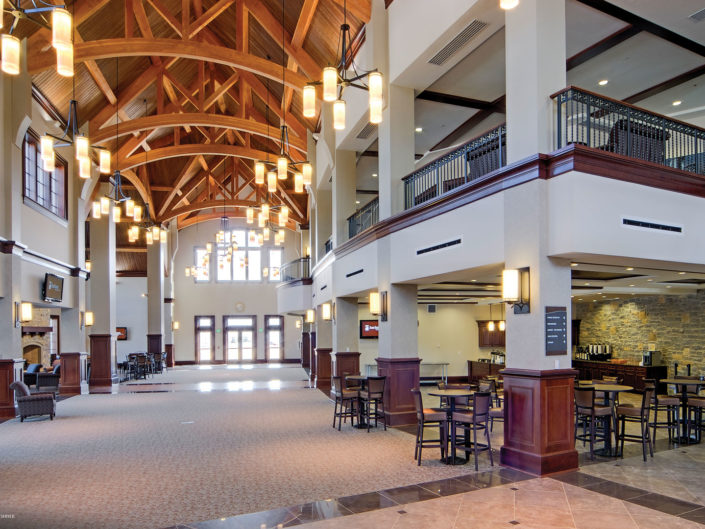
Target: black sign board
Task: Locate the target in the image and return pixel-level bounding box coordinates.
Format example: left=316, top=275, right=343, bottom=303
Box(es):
left=545, top=306, right=568, bottom=356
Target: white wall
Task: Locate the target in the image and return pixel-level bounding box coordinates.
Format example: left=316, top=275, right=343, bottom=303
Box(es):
left=356, top=301, right=503, bottom=377
left=115, top=277, right=148, bottom=362
left=173, top=219, right=302, bottom=363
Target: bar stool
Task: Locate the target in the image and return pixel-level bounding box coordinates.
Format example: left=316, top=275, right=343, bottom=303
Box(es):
left=331, top=376, right=357, bottom=430
left=644, top=378, right=680, bottom=445
left=451, top=391, right=494, bottom=470
left=411, top=388, right=447, bottom=465
left=359, top=376, right=386, bottom=432
left=687, top=396, right=705, bottom=443
left=617, top=388, right=654, bottom=462
left=574, top=387, right=613, bottom=460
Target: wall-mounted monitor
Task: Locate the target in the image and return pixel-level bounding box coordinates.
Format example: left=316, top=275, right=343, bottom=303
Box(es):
left=42, top=273, right=64, bottom=302
left=359, top=319, right=379, bottom=339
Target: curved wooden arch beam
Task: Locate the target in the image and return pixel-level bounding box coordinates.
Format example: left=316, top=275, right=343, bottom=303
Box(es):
left=165, top=199, right=306, bottom=224
left=91, top=113, right=308, bottom=153
left=27, top=38, right=309, bottom=90
left=119, top=144, right=273, bottom=171
left=177, top=211, right=299, bottom=230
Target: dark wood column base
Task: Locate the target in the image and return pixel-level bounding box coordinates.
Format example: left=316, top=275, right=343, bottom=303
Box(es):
left=499, top=368, right=579, bottom=476
left=164, top=344, right=174, bottom=368
left=333, top=351, right=361, bottom=377
left=147, top=334, right=163, bottom=356
left=89, top=334, right=115, bottom=390
left=59, top=352, right=87, bottom=395
left=301, top=332, right=311, bottom=371
left=376, top=357, right=421, bottom=427
left=314, top=348, right=332, bottom=391
left=0, top=359, right=24, bottom=419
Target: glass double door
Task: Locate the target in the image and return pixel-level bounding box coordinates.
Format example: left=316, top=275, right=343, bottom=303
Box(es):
left=224, top=316, right=255, bottom=363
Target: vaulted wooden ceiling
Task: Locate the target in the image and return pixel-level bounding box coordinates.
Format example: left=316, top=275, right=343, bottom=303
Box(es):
left=22, top=0, right=370, bottom=230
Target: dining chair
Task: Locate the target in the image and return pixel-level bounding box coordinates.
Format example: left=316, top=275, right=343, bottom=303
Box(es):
left=644, top=378, right=680, bottom=446
left=359, top=376, right=386, bottom=432
left=450, top=391, right=494, bottom=470
left=331, top=376, right=357, bottom=430
left=574, top=386, right=613, bottom=460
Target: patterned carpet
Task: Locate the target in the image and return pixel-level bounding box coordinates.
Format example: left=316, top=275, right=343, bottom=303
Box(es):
left=0, top=366, right=491, bottom=529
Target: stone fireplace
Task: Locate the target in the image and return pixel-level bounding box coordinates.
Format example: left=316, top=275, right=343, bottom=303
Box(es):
left=21, top=308, right=52, bottom=367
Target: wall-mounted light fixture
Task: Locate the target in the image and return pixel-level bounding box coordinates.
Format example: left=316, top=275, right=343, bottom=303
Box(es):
left=295, top=319, right=302, bottom=329
left=502, top=268, right=530, bottom=314
left=172, top=321, right=180, bottom=331
left=305, top=309, right=315, bottom=323
left=374, top=291, right=388, bottom=322
left=321, top=302, right=332, bottom=321
left=15, top=301, right=32, bottom=327
left=85, top=311, right=95, bottom=327
left=369, top=291, right=381, bottom=315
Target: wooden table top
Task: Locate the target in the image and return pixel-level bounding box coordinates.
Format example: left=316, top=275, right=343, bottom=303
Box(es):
left=580, top=384, right=633, bottom=392
left=345, top=375, right=367, bottom=381
left=428, top=389, right=476, bottom=398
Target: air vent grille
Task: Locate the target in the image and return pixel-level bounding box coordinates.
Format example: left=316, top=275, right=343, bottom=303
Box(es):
left=417, top=238, right=462, bottom=255
left=356, top=123, right=377, bottom=139
left=427, top=304, right=437, bottom=313
left=428, top=20, right=488, bottom=66
left=689, top=7, right=705, bottom=21
left=622, top=218, right=682, bottom=233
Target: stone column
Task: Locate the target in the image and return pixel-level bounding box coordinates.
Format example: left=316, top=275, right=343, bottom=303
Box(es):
left=377, top=84, right=415, bottom=219
left=500, top=0, right=577, bottom=475
left=332, top=297, right=361, bottom=377
left=332, top=150, right=357, bottom=246
left=89, top=203, right=118, bottom=391
left=147, top=235, right=164, bottom=357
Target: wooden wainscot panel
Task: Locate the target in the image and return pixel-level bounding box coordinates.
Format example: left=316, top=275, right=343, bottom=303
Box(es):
left=500, top=368, right=578, bottom=476
left=59, top=352, right=85, bottom=395
left=333, top=351, right=361, bottom=377
left=314, top=348, right=332, bottom=391
left=0, top=359, right=24, bottom=419
left=375, top=357, right=421, bottom=426
left=89, top=334, right=115, bottom=392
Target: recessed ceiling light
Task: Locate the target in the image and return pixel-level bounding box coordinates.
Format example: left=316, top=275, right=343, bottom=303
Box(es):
left=570, top=263, right=578, bottom=267
left=355, top=200, right=360, bottom=204
left=672, top=100, right=682, bottom=106
left=584, top=282, right=590, bottom=286
left=578, top=298, right=583, bottom=301
left=598, top=79, right=608, bottom=86
left=626, top=267, right=634, bottom=271
left=666, top=286, right=672, bottom=288
left=415, top=127, right=423, bottom=133
left=629, top=284, right=635, bottom=287
left=471, top=279, right=477, bottom=282
left=647, top=279, right=653, bottom=282
left=372, top=173, right=378, bottom=178
left=678, top=271, right=686, bottom=275
left=571, top=295, right=574, bottom=298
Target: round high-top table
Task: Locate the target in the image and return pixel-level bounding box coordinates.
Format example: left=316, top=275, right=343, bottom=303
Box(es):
left=428, top=388, right=476, bottom=465
left=660, top=378, right=703, bottom=444
left=579, top=383, right=633, bottom=456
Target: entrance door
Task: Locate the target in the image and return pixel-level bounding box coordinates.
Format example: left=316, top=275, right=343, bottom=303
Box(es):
left=195, top=316, right=215, bottom=363
left=223, top=316, right=256, bottom=363
left=265, top=315, right=284, bottom=362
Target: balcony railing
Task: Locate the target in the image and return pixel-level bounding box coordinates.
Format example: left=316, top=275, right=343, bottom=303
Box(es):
left=402, top=124, right=506, bottom=210
left=280, top=257, right=310, bottom=282
left=324, top=238, right=333, bottom=254
left=347, top=197, right=379, bottom=239
left=553, top=87, right=705, bottom=175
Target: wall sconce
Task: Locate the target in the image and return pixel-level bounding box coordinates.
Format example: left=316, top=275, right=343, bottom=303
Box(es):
left=305, top=309, right=315, bottom=323
left=321, top=302, right=332, bottom=321
left=502, top=268, right=530, bottom=314
left=369, top=291, right=381, bottom=315
left=295, top=319, right=302, bottom=329
left=172, top=321, right=180, bottom=331
left=85, top=311, right=95, bottom=327
left=15, top=301, right=32, bottom=327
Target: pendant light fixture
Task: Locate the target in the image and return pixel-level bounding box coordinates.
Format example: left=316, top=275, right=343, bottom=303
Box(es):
left=500, top=0, right=519, bottom=9
left=488, top=304, right=495, bottom=332
left=303, top=0, right=383, bottom=132
left=1, top=2, right=74, bottom=77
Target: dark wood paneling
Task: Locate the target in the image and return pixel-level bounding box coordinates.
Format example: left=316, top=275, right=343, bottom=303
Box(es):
left=477, top=321, right=505, bottom=347
left=314, top=348, right=332, bottom=390
left=147, top=334, right=163, bottom=356
left=468, top=360, right=504, bottom=383
left=333, top=351, right=360, bottom=377
left=0, top=359, right=23, bottom=419
left=164, top=343, right=174, bottom=368
left=500, top=369, right=579, bottom=475
left=89, top=334, right=114, bottom=391
left=572, top=360, right=668, bottom=390
left=301, top=332, right=311, bottom=370
left=59, top=352, right=85, bottom=395
left=376, top=357, right=421, bottom=426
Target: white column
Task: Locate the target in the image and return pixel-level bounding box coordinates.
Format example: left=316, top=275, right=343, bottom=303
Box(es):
left=505, top=0, right=566, bottom=163
left=90, top=206, right=117, bottom=338
left=377, top=84, right=415, bottom=218
left=332, top=297, right=358, bottom=353
left=147, top=236, right=165, bottom=354
left=315, top=189, right=331, bottom=256
left=332, top=150, right=357, bottom=246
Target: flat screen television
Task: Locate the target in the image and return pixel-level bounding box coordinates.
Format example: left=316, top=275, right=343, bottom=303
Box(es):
left=43, top=273, right=64, bottom=302
left=359, top=319, right=379, bottom=339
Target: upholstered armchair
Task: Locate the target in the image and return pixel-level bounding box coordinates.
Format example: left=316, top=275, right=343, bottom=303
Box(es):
left=36, top=364, right=61, bottom=392
left=23, top=363, right=43, bottom=388
left=9, top=381, right=56, bottom=421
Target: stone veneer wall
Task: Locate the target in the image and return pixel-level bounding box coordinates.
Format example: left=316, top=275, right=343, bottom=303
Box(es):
left=574, top=291, right=705, bottom=376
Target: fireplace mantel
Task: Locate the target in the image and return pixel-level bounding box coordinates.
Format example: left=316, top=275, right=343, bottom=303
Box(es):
left=22, top=326, right=53, bottom=335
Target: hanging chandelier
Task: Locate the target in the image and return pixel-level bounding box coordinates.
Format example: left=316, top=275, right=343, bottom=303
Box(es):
left=302, top=0, right=383, bottom=130
left=1, top=2, right=74, bottom=77
left=252, top=1, right=311, bottom=194
left=126, top=202, right=166, bottom=245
